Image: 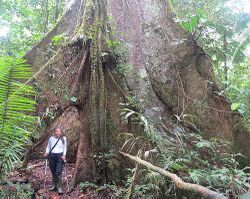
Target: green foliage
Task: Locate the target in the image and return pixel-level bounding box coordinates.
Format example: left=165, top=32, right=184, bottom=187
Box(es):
left=189, top=166, right=250, bottom=195
left=231, top=102, right=241, bottom=111
left=79, top=181, right=126, bottom=197
left=52, top=33, right=68, bottom=46
left=0, top=57, right=37, bottom=176
left=178, top=9, right=205, bottom=33
left=125, top=168, right=167, bottom=198
left=92, top=150, right=116, bottom=166
left=0, top=0, right=66, bottom=56
left=119, top=101, right=250, bottom=197
left=172, top=0, right=250, bottom=125
left=226, top=59, right=250, bottom=123
left=106, top=16, right=133, bottom=76
left=106, top=38, right=133, bottom=75
left=173, top=0, right=250, bottom=64
left=0, top=182, right=34, bottom=198
left=79, top=181, right=99, bottom=190
left=92, top=150, right=123, bottom=184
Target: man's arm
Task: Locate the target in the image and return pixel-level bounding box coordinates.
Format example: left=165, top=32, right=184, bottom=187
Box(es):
left=44, top=137, right=51, bottom=156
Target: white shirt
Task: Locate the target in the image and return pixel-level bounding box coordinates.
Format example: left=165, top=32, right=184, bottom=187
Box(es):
left=46, top=136, right=67, bottom=156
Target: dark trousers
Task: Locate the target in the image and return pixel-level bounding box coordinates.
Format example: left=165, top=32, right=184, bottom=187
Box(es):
left=48, top=153, right=64, bottom=176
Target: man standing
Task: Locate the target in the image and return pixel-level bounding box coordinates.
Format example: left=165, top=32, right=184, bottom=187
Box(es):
left=44, top=127, right=67, bottom=195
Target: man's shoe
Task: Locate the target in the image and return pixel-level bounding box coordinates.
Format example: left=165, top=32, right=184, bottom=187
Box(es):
left=48, top=185, right=56, bottom=191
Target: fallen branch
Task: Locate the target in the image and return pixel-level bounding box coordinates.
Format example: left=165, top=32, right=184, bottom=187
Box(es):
left=119, top=151, right=228, bottom=199
left=27, top=162, right=45, bottom=170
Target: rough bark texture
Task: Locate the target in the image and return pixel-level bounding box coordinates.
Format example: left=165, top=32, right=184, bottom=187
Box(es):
left=23, top=0, right=250, bottom=191
left=108, top=0, right=234, bottom=140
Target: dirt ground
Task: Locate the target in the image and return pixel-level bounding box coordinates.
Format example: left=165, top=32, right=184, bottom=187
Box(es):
left=5, top=160, right=113, bottom=199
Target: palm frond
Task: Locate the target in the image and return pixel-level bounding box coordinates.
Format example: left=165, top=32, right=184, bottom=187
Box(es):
left=0, top=57, right=37, bottom=175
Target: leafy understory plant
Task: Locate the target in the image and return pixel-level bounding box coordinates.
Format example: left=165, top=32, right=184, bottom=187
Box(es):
left=79, top=181, right=126, bottom=197
left=0, top=57, right=37, bottom=178
left=0, top=182, right=34, bottom=198
left=171, top=0, right=250, bottom=127
left=119, top=100, right=250, bottom=198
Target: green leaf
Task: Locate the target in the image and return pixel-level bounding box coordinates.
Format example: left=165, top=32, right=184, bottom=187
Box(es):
left=70, top=96, right=78, bottom=103
left=231, top=102, right=241, bottom=111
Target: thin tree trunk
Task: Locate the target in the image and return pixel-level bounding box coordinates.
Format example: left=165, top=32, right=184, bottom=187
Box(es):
left=126, top=162, right=139, bottom=199
left=224, top=31, right=228, bottom=88
left=43, top=0, right=49, bottom=33
left=54, top=0, right=60, bottom=22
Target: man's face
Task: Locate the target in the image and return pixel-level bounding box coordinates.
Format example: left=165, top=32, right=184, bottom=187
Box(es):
left=55, top=128, right=62, bottom=137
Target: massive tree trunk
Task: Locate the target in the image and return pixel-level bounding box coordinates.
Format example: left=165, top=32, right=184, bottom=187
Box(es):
left=23, top=0, right=249, bottom=190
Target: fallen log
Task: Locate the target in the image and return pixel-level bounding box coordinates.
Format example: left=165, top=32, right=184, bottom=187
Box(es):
left=119, top=151, right=228, bottom=199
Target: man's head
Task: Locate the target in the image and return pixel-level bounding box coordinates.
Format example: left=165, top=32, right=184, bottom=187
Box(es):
left=54, top=127, right=62, bottom=138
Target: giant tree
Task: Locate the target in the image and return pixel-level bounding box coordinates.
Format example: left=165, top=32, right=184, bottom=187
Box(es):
left=22, top=0, right=250, bottom=197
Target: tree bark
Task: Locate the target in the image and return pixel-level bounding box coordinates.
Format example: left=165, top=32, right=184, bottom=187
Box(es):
left=224, top=31, right=228, bottom=89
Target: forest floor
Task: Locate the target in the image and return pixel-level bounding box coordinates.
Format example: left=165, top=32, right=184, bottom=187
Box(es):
left=5, top=160, right=114, bottom=199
